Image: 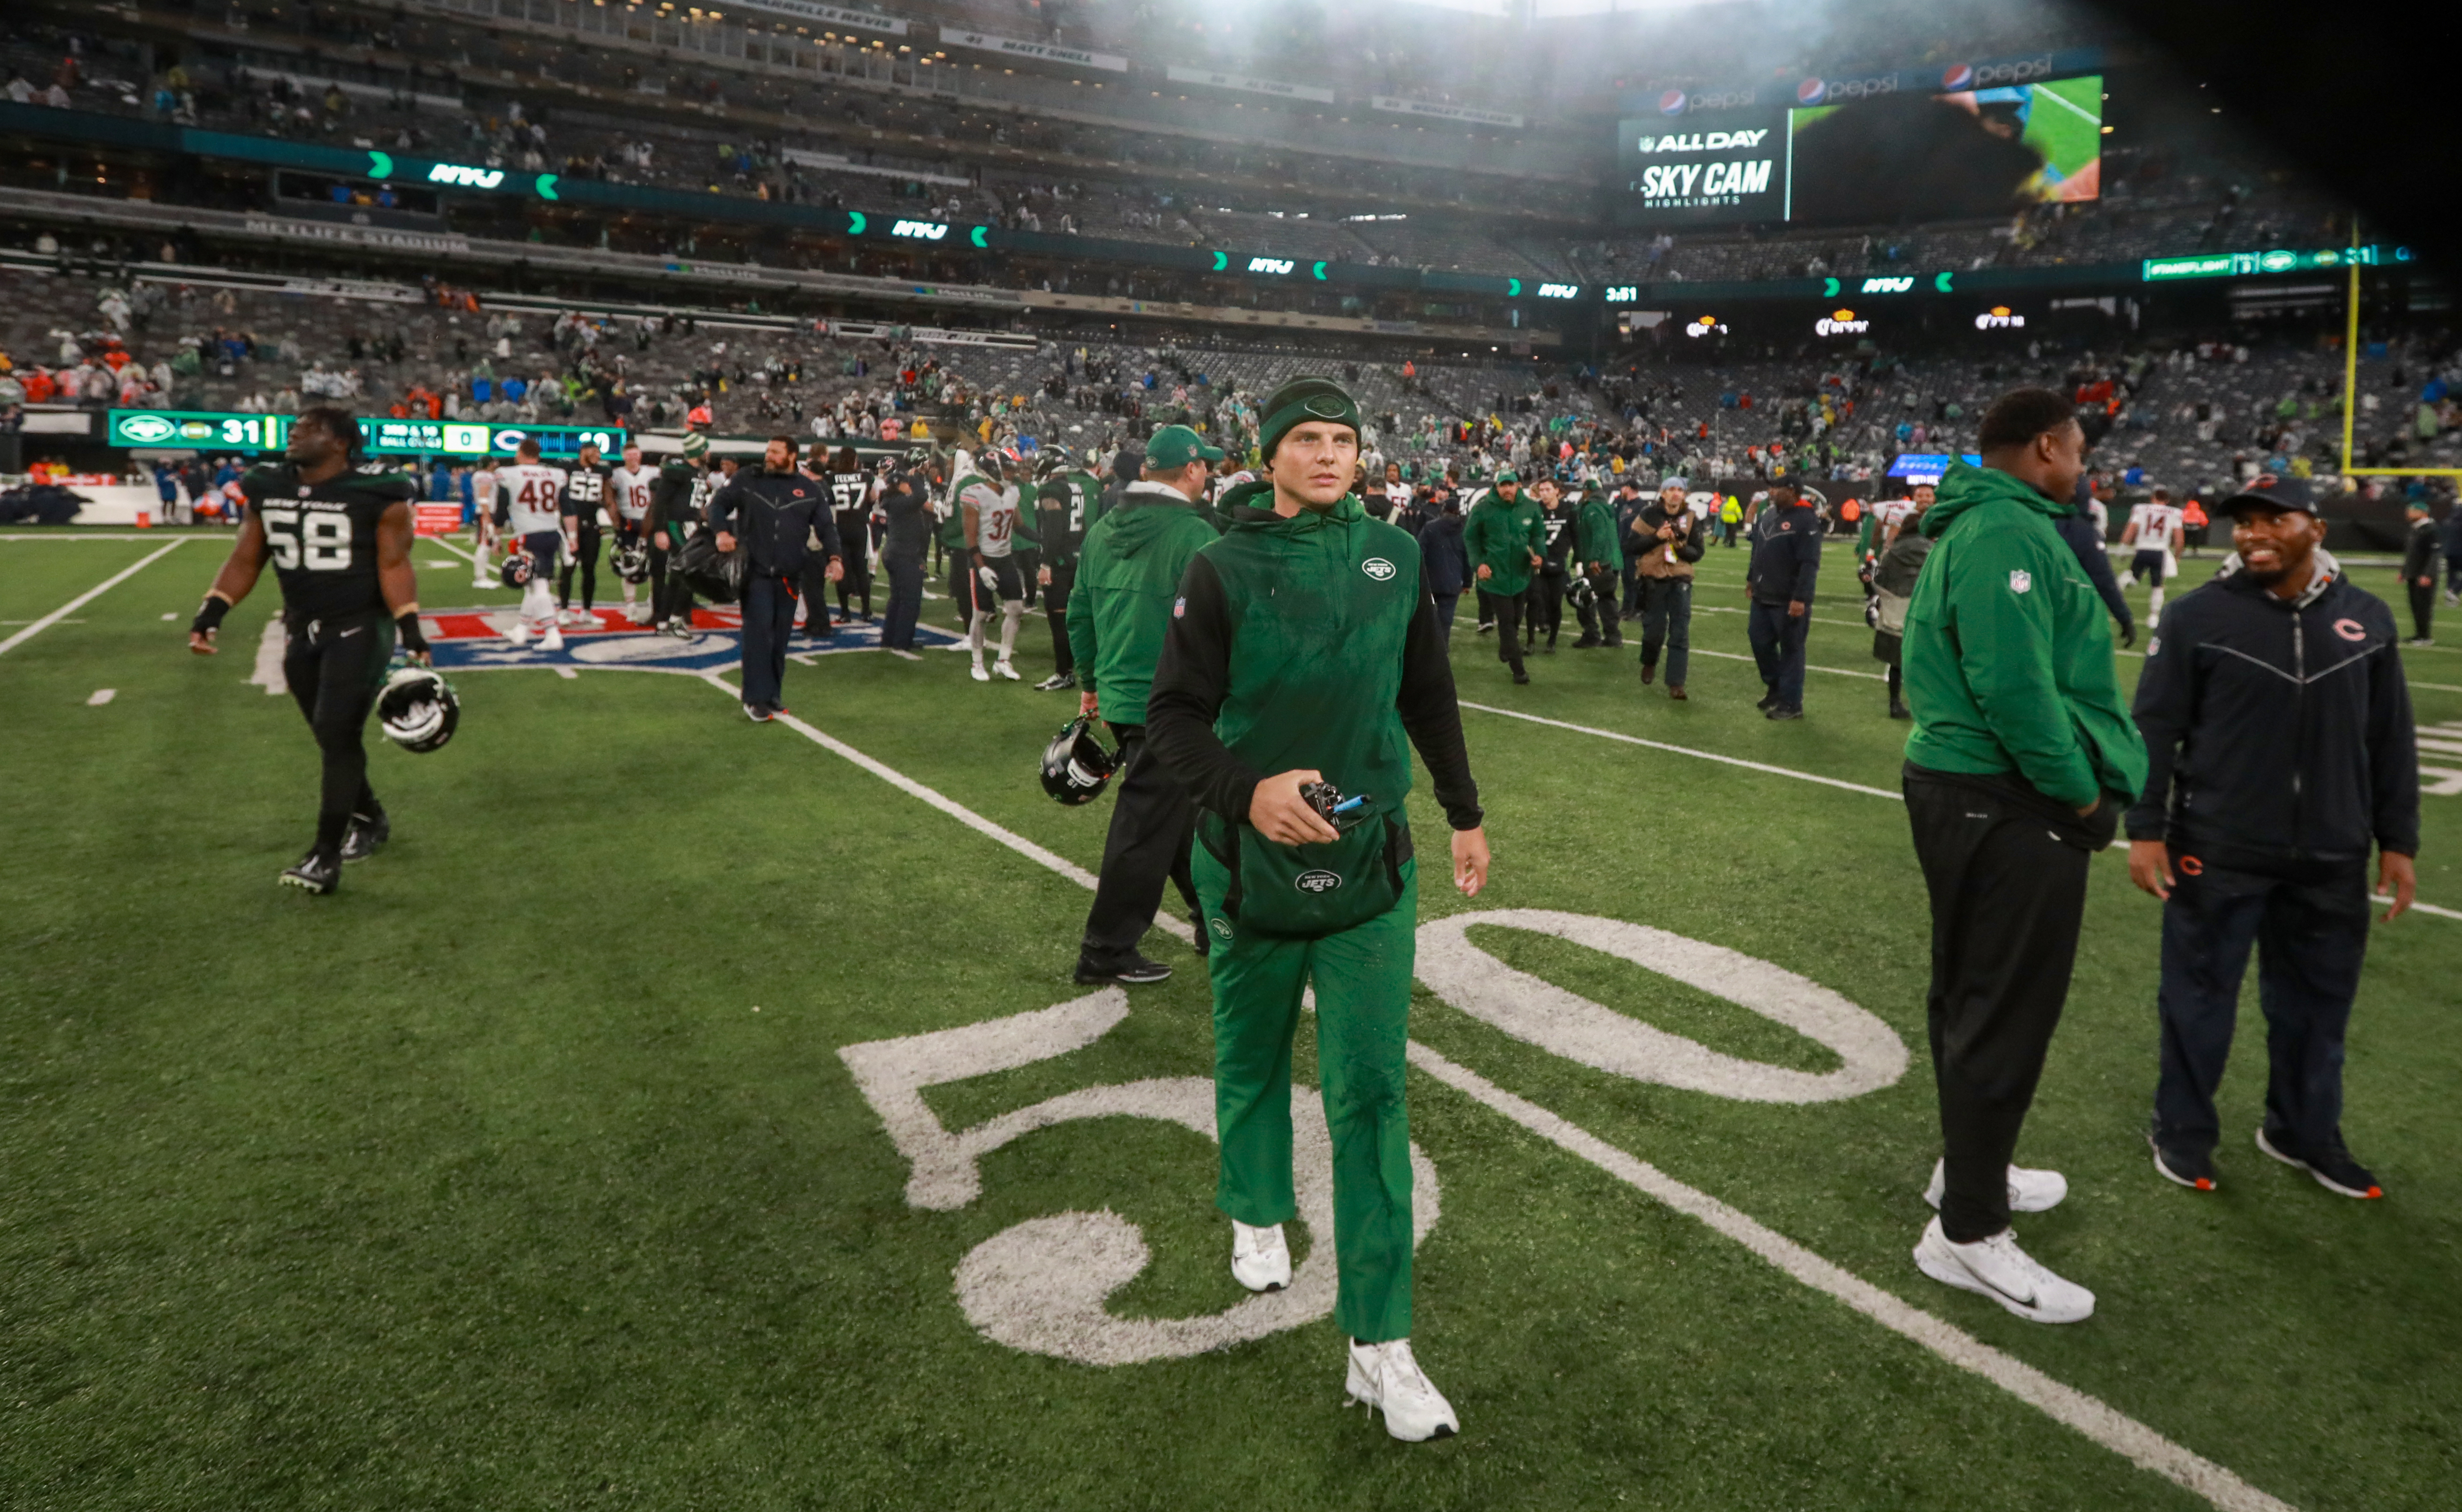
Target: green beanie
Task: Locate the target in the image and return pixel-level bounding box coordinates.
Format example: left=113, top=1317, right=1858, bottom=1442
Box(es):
left=1258, top=377, right=1360, bottom=462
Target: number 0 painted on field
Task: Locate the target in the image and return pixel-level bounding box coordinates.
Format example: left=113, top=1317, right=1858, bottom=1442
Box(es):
left=1414, top=910, right=1907, bottom=1103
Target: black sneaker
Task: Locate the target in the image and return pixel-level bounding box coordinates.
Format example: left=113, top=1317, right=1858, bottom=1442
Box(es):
left=1033, top=672, right=1076, bottom=692
left=2150, top=1132, right=2218, bottom=1191
left=1512, top=670, right=1531, bottom=685
left=743, top=702, right=774, bottom=723
left=1756, top=691, right=1778, bottom=711
left=279, top=848, right=340, bottom=895
left=1765, top=704, right=1803, bottom=721
left=1075, top=952, right=1173, bottom=986
left=2257, top=1126, right=2384, bottom=1199
left=339, top=809, right=390, bottom=864
left=1572, top=633, right=1601, bottom=649
left=1889, top=699, right=1912, bottom=720
left=1475, top=622, right=1495, bottom=635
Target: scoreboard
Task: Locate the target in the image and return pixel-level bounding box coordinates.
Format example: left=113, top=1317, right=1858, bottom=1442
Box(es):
left=109, top=409, right=627, bottom=460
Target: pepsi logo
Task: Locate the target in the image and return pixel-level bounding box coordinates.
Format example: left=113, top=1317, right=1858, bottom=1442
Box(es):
left=2334, top=618, right=2367, bottom=642
left=1941, top=63, right=1974, bottom=90
left=1657, top=89, right=1687, bottom=116
left=1796, top=77, right=1828, bottom=106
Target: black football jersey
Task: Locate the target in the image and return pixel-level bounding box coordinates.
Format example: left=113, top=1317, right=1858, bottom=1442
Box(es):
left=1037, top=474, right=1092, bottom=558
left=829, top=471, right=871, bottom=524
left=560, top=463, right=610, bottom=519
left=243, top=464, right=414, bottom=620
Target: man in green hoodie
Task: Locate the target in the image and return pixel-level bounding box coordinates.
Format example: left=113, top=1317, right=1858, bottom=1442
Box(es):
left=1574, top=481, right=1624, bottom=648
left=1899, top=387, right=2146, bottom=1327
left=1147, top=377, right=1490, bottom=1443
left=1464, top=468, right=1543, bottom=684
left=1064, top=424, right=1224, bottom=985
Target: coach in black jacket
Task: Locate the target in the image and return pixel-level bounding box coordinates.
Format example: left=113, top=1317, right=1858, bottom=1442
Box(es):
left=711, top=435, right=844, bottom=721
left=1744, top=482, right=1822, bottom=719
left=2126, top=476, right=2419, bottom=1199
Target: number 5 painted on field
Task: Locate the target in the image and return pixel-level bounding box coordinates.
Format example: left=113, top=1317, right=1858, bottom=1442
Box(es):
left=838, top=989, right=1440, bottom=1367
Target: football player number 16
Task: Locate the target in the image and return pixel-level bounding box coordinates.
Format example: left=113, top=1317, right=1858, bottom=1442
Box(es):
left=259, top=508, right=353, bottom=571
left=839, top=910, right=1905, bottom=1367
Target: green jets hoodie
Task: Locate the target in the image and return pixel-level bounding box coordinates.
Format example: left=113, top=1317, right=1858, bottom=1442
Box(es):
left=1902, top=462, right=2147, bottom=809
left=1464, top=487, right=1544, bottom=596
left=1065, top=480, right=1222, bottom=726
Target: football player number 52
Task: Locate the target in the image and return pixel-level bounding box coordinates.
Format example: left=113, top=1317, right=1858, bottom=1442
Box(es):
left=260, top=508, right=353, bottom=571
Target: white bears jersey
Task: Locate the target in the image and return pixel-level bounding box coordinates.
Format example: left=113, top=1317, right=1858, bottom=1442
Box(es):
left=962, top=481, right=1019, bottom=557
left=1870, top=497, right=1918, bottom=533
left=491, top=463, right=568, bottom=535
left=608, top=465, right=655, bottom=525
left=2127, top=501, right=2183, bottom=545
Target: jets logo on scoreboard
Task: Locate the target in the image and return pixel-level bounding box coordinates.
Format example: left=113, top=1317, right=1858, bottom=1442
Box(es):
left=1536, top=284, right=1580, bottom=300
left=1247, top=256, right=1296, bottom=275
left=891, top=220, right=950, bottom=240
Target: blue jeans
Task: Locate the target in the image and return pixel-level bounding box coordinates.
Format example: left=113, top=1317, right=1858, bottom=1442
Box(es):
left=2153, top=856, right=2371, bottom=1157
left=1747, top=598, right=1807, bottom=708
left=739, top=573, right=797, bottom=708
left=880, top=558, right=925, bottom=649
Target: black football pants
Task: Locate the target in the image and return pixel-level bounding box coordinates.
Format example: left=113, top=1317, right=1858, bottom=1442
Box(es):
left=1492, top=589, right=1527, bottom=675
left=1532, top=568, right=1565, bottom=645
left=1043, top=560, right=1076, bottom=676
left=558, top=523, right=600, bottom=611
left=652, top=546, right=697, bottom=627
left=1905, top=769, right=2092, bottom=1243
left=2152, top=856, right=2370, bottom=1160
left=284, top=609, right=394, bottom=855
left=1081, top=726, right=1199, bottom=963
left=2408, top=580, right=2434, bottom=641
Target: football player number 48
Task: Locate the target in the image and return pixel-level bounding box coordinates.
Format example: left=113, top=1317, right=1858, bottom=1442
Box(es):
left=839, top=911, right=1905, bottom=1366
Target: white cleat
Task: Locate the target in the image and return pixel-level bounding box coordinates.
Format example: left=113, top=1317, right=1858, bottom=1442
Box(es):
left=1912, top=1216, right=2094, bottom=1324
left=1345, top=1338, right=1459, bottom=1442
left=969, top=663, right=991, bottom=682
left=993, top=659, right=1022, bottom=681
left=1230, top=1220, right=1291, bottom=1293
left=542, top=625, right=565, bottom=652
left=507, top=621, right=531, bottom=647
left=471, top=575, right=494, bottom=590
left=943, top=640, right=975, bottom=652
left=1923, top=1158, right=2068, bottom=1214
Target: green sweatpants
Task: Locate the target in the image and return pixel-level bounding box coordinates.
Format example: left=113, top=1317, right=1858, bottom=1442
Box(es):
left=1197, top=849, right=1419, bottom=1344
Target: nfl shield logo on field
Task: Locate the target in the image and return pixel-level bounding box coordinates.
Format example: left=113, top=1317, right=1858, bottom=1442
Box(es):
left=2008, top=569, right=2032, bottom=594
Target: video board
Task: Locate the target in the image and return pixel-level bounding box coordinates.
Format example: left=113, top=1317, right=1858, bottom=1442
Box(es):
left=109, top=410, right=627, bottom=459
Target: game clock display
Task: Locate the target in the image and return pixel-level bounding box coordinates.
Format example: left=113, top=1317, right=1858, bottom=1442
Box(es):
left=108, top=409, right=627, bottom=460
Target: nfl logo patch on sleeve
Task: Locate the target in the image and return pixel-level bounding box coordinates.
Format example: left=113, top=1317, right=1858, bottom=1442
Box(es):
left=2008, top=569, right=2032, bottom=594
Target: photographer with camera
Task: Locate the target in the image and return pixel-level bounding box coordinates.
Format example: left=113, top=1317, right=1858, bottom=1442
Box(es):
left=1147, top=377, right=1490, bottom=1443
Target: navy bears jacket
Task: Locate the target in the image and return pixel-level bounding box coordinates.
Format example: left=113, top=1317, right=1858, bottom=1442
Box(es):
left=2127, top=550, right=2419, bottom=870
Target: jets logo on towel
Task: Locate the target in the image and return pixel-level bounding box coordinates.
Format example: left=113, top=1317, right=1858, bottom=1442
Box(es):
left=2008, top=569, right=2032, bottom=594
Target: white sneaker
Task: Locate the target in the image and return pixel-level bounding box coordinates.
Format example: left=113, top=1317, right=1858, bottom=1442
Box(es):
left=943, top=640, right=974, bottom=652
left=969, top=663, right=991, bottom=682
left=1923, top=1157, right=2068, bottom=1214
left=542, top=625, right=565, bottom=652
left=1345, top=1338, right=1459, bottom=1442
left=507, top=621, right=531, bottom=647
left=1912, top=1216, right=2094, bottom=1324
left=471, top=574, right=494, bottom=590
left=1230, top=1220, right=1291, bottom=1293
left=993, top=659, right=1022, bottom=681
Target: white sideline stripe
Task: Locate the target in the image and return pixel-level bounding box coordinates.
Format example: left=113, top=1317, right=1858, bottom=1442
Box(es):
left=2378, top=895, right=2462, bottom=921
left=0, top=539, right=183, bottom=656
left=1690, top=646, right=1888, bottom=681
left=1464, top=701, right=2461, bottom=926
left=735, top=666, right=2292, bottom=1509
left=1461, top=701, right=1904, bottom=799
left=1402, top=1041, right=2296, bottom=1512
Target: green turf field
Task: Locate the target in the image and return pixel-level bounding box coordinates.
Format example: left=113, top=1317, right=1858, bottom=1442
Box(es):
left=1, top=529, right=2455, bottom=1511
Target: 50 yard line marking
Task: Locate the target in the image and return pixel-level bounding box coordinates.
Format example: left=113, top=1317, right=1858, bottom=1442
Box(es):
left=0, top=538, right=184, bottom=657
left=709, top=670, right=2292, bottom=1512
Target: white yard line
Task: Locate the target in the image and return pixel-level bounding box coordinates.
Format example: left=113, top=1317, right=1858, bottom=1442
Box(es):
left=1460, top=701, right=1905, bottom=799
left=1404, top=1042, right=2295, bottom=1512
left=0, top=539, right=183, bottom=657
left=1689, top=645, right=1889, bottom=681
left=725, top=671, right=2293, bottom=1510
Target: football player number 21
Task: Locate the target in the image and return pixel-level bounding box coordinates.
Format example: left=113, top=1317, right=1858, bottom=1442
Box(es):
left=259, top=507, right=352, bottom=571
left=839, top=910, right=1906, bottom=1367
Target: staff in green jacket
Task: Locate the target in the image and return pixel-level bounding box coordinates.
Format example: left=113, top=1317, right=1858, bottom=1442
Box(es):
left=1147, top=377, right=1490, bottom=1443
left=1899, top=387, right=2146, bottom=1327
left=1063, top=424, right=1224, bottom=985
left=1574, top=482, right=1625, bottom=648
left=1464, top=469, right=1544, bottom=684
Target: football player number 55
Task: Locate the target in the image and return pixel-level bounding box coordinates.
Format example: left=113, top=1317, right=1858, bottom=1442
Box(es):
left=261, top=508, right=352, bottom=571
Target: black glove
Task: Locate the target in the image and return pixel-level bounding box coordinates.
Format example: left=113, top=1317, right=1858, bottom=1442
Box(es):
left=190, top=596, right=230, bottom=638
left=2118, top=622, right=2137, bottom=649
left=396, top=610, right=429, bottom=657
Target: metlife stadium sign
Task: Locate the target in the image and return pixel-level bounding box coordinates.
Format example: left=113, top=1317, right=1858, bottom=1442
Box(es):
left=1616, top=111, right=1787, bottom=224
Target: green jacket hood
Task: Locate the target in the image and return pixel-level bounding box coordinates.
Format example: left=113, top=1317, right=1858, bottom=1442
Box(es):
left=1922, top=460, right=2069, bottom=537
left=1219, top=480, right=1364, bottom=529
left=1106, top=482, right=1212, bottom=559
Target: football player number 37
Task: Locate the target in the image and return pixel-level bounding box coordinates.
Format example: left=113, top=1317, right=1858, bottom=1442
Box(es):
left=838, top=910, right=1905, bottom=1367
left=260, top=507, right=353, bottom=571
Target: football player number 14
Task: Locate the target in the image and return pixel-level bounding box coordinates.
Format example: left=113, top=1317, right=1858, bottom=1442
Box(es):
left=839, top=910, right=1905, bottom=1367
left=259, top=507, right=352, bottom=571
